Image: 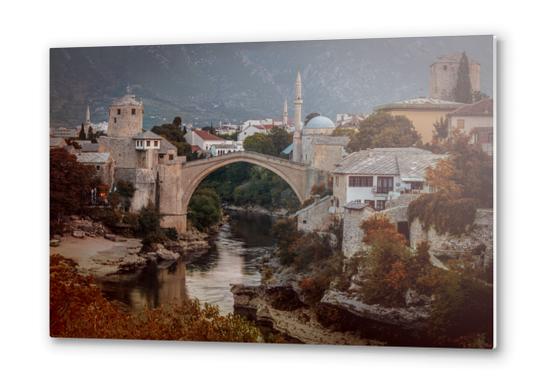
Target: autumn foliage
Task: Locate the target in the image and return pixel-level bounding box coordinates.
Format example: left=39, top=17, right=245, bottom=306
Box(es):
left=50, top=148, right=98, bottom=234
left=50, top=254, right=261, bottom=342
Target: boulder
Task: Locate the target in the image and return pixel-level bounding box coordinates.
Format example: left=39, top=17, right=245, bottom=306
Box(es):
left=72, top=230, right=85, bottom=239
left=155, top=244, right=180, bottom=261
left=104, top=233, right=117, bottom=241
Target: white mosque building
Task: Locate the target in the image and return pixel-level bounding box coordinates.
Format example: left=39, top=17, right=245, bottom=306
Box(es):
left=287, top=71, right=349, bottom=172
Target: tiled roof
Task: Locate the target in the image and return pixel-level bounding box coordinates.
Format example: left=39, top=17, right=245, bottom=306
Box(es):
left=344, top=200, right=370, bottom=210
left=376, top=98, right=464, bottom=111
left=334, top=147, right=445, bottom=181
left=432, top=52, right=479, bottom=65
left=132, top=130, right=162, bottom=140
left=49, top=137, right=66, bottom=147
left=76, top=152, right=110, bottom=164
left=448, top=99, right=493, bottom=117
left=281, top=143, right=294, bottom=155
left=159, top=139, right=177, bottom=154
left=111, top=94, right=143, bottom=107
left=193, top=130, right=224, bottom=141
left=312, top=136, right=350, bottom=146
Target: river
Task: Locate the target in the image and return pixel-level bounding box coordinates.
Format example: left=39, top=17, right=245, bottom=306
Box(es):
left=97, top=212, right=275, bottom=313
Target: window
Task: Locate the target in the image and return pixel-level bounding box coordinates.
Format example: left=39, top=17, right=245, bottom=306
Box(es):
left=376, top=176, right=394, bottom=194
left=457, top=119, right=465, bottom=130
left=349, top=176, right=373, bottom=187
left=408, top=181, right=424, bottom=191
left=375, top=200, right=386, bottom=211
left=169, top=154, right=174, bottom=161
left=117, top=109, right=121, bottom=115
left=131, top=108, right=136, bottom=115
left=154, top=140, right=158, bottom=147
left=146, top=140, right=150, bottom=146
left=113, top=117, right=117, bottom=123
left=159, top=154, right=164, bottom=159
left=443, top=65, right=448, bottom=71
left=96, top=165, right=100, bottom=170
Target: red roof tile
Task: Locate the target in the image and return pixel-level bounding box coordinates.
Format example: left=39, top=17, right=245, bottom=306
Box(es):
left=194, top=130, right=223, bottom=141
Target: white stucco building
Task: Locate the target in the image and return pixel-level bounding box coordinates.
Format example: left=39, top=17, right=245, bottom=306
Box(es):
left=332, top=148, right=445, bottom=211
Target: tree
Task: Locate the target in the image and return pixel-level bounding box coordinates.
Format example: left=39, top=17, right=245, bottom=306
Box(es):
left=453, top=52, right=473, bottom=104
left=78, top=124, right=87, bottom=140
left=304, top=112, right=320, bottom=125
left=432, top=116, right=449, bottom=143
left=172, top=116, right=182, bottom=128
left=151, top=117, right=194, bottom=158
left=430, top=129, right=493, bottom=207
left=188, top=188, right=222, bottom=231
left=269, top=127, right=292, bottom=156
left=243, top=133, right=275, bottom=155
left=50, top=148, right=97, bottom=234
left=346, top=112, right=421, bottom=152
left=87, top=126, right=95, bottom=142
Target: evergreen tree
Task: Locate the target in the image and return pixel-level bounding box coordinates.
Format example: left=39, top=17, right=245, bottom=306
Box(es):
left=453, top=52, right=473, bottom=103
left=87, top=126, right=95, bottom=142
left=78, top=124, right=87, bottom=140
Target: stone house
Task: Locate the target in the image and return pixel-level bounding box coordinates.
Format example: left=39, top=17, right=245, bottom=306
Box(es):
left=332, top=147, right=445, bottom=212
left=447, top=98, right=494, bottom=156
left=75, top=152, right=114, bottom=188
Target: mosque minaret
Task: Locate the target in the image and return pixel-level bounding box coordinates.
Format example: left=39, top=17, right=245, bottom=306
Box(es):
left=292, top=71, right=303, bottom=163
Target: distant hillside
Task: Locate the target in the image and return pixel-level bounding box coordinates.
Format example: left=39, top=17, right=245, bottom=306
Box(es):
left=50, top=36, right=493, bottom=129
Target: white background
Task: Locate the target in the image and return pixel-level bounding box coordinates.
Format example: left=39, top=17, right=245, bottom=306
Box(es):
left=0, top=0, right=538, bottom=381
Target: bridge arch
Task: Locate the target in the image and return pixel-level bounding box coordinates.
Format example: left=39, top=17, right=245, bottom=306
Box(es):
left=163, top=151, right=313, bottom=232
left=181, top=153, right=306, bottom=211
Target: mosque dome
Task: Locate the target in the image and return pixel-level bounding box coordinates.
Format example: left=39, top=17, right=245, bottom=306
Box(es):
left=305, top=115, right=335, bottom=129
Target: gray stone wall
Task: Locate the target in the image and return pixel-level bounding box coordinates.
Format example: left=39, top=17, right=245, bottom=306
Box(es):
left=98, top=136, right=137, bottom=170
left=342, top=206, right=375, bottom=258
left=410, top=209, right=493, bottom=268
left=296, top=196, right=334, bottom=232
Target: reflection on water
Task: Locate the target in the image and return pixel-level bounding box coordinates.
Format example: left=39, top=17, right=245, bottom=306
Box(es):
left=98, top=212, right=274, bottom=313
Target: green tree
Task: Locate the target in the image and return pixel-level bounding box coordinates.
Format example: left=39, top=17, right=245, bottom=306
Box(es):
left=269, top=127, right=292, bottom=156
left=188, top=188, right=222, bottom=231
left=87, top=126, right=95, bottom=142
left=78, top=124, right=87, bottom=140
left=304, top=112, right=320, bottom=125
left=346, top=112, right=421, bottom=152
left=243, top=133, right=275, bottom=155
left=432, top=116, right=449, bottom=143
left=172, top=116, right=182, bottom=128
left=453, top=52, right=473, bottom=104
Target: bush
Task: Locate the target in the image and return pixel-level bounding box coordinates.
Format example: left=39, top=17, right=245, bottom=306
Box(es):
left=164, top=227, right=178, bottom=241
left=50, top=254, right=260, bottom=342
left=408, top=193, right=477, bottom=235
left=188, top=188, right=222, bottom=231
left=429, top=271, right=493, bottom=347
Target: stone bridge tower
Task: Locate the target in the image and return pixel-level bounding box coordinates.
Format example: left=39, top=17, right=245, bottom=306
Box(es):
left=107, top=94, right=144, bottom=138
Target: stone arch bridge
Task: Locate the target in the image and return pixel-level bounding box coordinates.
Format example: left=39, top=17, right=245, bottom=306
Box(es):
left=158, top=151, right=323, bottom=232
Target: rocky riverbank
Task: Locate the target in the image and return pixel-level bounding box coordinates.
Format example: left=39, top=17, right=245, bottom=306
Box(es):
left=224, top=204, right=290, bottom=217
left=50, top=215, right=212, bottom=277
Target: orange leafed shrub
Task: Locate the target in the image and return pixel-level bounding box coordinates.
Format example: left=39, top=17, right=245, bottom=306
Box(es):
left=50, top=254, right=260, bottom=342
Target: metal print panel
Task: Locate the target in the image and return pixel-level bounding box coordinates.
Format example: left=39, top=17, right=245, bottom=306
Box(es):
left=49, top=35, right=495, bottom=348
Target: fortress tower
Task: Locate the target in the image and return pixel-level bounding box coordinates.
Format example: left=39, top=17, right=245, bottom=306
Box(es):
left=107, top=94, right=144, bottom=138
left=292, top=71, right=303, bottom=163
left=430, top=53, right=480, bottom=101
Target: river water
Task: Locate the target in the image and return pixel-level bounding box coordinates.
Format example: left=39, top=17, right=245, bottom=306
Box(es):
left=98, top=212, right=274, bottom=313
